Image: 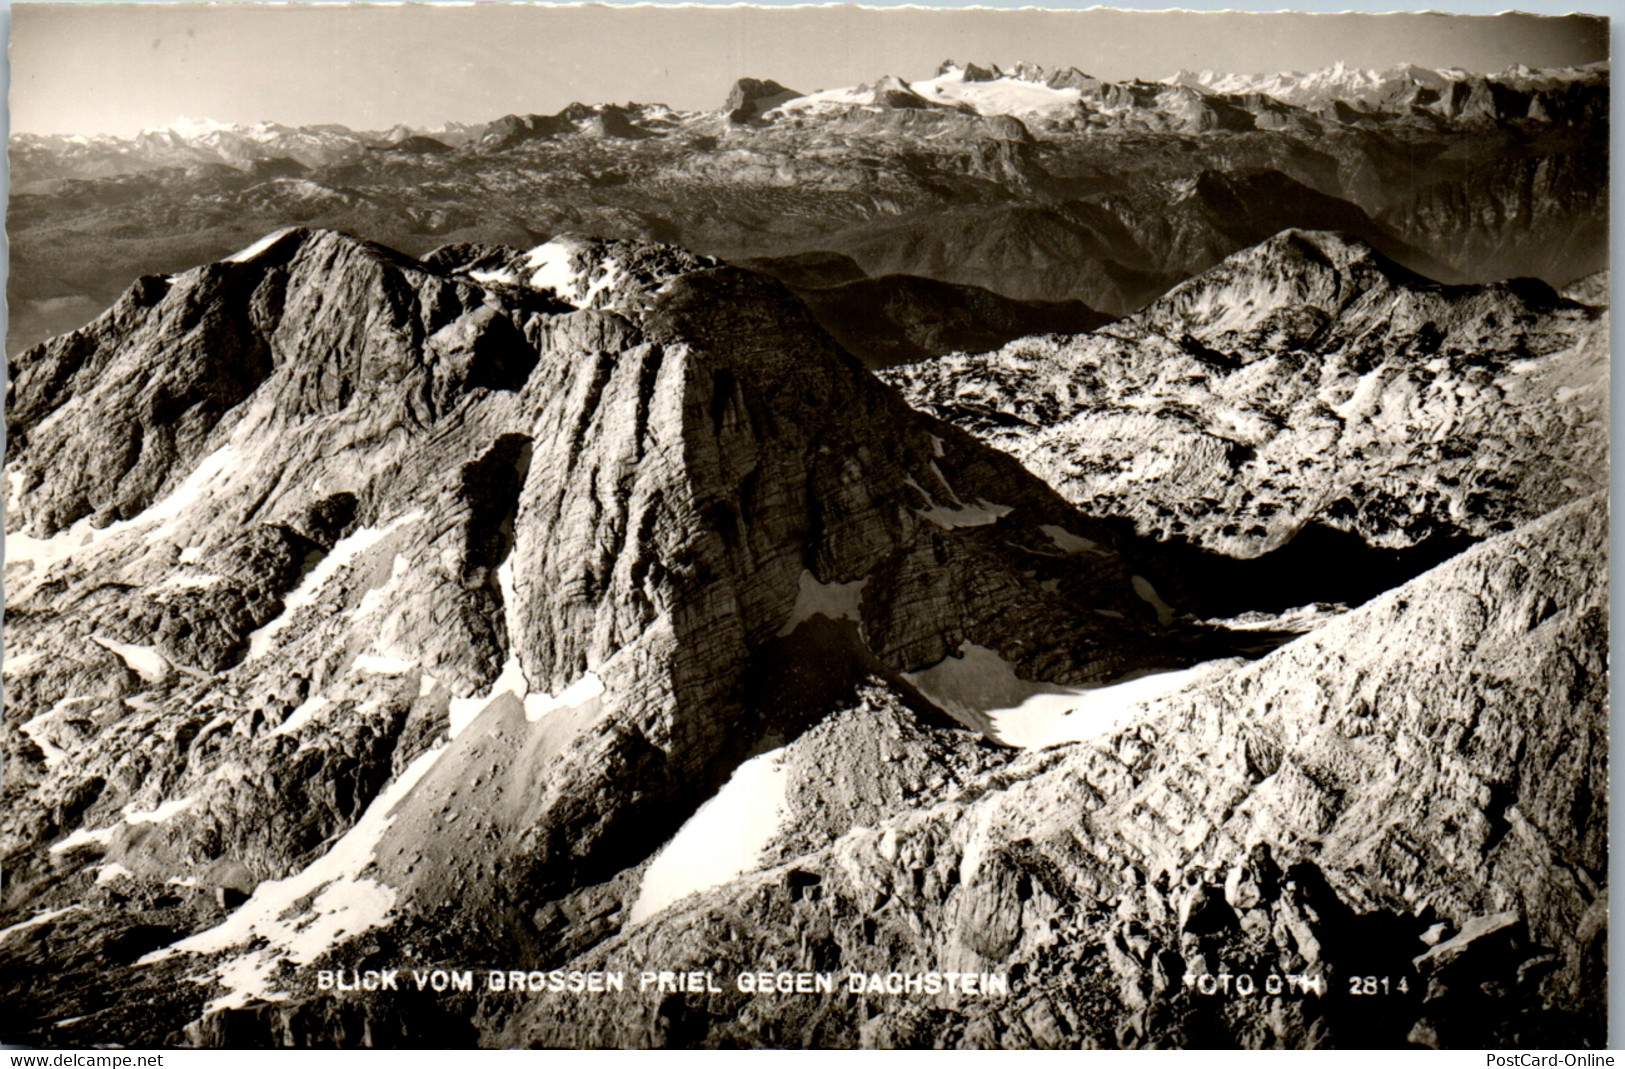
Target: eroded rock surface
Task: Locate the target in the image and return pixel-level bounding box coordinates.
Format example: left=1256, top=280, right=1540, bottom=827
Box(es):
left=505, top=495, right=1608, bottom=1049
left=0, top=225, right=1606, bottom=1050
left=6, top=227, right=1268, bottom=1046
left=884, top=230, right=1608, bottom=558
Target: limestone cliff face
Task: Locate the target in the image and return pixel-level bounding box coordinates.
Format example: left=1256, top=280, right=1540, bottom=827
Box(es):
left=884, top=230, right=1607, bottom=558
left=1379, top=145, right=1608, bottom=286
left=3, top=227, right=1254, bottom=1044
left=0, top=226, right=1605, bottom=1049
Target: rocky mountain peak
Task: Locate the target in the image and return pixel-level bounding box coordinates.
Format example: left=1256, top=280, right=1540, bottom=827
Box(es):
left=725, top=77, right=800, bottom=122
left=7, top=225, right=538, bottom=537
left=7, top=225, right=1332, bottom=1041
left=1139, top=227, right=1568, bottom=349
left=885, top=224, right=1605, bottom=558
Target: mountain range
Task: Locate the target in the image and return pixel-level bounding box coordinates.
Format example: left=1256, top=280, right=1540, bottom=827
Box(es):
left=0, top=55, right=1609, bottom=1050
left=1, top=214, right=1608, bottom=1047
left=8, top=60, right=1607, bottom=367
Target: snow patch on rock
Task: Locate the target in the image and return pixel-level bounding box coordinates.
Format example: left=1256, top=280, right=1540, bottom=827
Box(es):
left=224, top=227, right=298, bottom=264
left=8, top=445, right=242, bottom=586
left=902, top=475, right=1012, bottom=530
left=1040, top=524, right=1104, bottom=556
left=352, top=651, right=418, bottom=675
left=468, top=267, right=519, bottom=287
left=270, top=694, right=330, bottom=738
left=904, top=643, right=1209, bottom=748
left=19, top=695, right=93, bottom=768
left=140, top=742, right=451, bottom=1011
left=95, top=863, right=134, bottom=885
left=49, top=824, right=118, bottom=855
left=1131, top=575, right=1176, bottom=626
left=0, top=907, right=78, bottom=946
left=628, top=747, right=792, bottom=926
left=152, top=571, right=228, bottom=594
left=524, top=672, right=605, bottom=723
left=90, top=635, right=172, bottom=684
left=523, top=241, right=580, bottom=299
left=440, top=560, right=605, bottom=734
left=125, top=795, right=197, bottom=825
left=246, top=512, right=422, bottom=661
left=779, top=571, right=868, bottom=636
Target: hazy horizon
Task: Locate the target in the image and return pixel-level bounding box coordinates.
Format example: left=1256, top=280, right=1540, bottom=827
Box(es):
left=11, top=4, right=1609, bottom=137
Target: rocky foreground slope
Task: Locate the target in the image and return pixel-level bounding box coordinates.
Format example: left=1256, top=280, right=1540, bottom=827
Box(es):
left=0, top=226, right=1608, bottom=1048
left=507, top=491, right=1607, bottom=1049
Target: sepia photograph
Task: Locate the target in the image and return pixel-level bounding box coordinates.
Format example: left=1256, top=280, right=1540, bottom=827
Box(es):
left=0, top=1, right=1610, bottom=1050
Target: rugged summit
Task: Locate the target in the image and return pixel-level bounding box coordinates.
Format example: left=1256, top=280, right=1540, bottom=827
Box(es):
left=2, top=227, right=1310, bottom=1044
left=884, top=230, right=1608, bottom=558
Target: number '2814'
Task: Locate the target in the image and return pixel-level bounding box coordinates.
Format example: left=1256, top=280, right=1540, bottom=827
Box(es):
left=1348, top=975, right=1410, bottom=995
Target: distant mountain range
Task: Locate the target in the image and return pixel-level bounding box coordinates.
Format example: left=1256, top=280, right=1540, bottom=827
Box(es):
left=1164, top=58, right=1607, bottom=112
left=768, top=59, right=1607, bottom=126
left=13, top=60, right=1607, bottom=185
left=8, top=59, right=1607, bottom=366
left=10, top=118, right=485, bottom=182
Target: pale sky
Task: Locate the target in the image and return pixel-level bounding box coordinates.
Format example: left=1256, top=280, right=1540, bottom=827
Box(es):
left=9, top=3, right=1610, bottom=137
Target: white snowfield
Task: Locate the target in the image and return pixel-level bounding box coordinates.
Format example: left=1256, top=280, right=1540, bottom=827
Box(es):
left=903, top=642, right=1211, bottom=749
left=773, top=64, right=1084, bottom=121
left=522, top=241, right=580, bottom=298
left=466, top=237, right=626, bottom=309
left=910, top=65, right=1084, bottom=116
left=627, top=747, right=792, bottom=926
